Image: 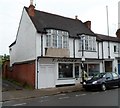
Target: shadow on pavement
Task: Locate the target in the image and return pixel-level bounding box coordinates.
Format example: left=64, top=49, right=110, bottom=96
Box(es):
left=2, top=79, right=23, bottom=92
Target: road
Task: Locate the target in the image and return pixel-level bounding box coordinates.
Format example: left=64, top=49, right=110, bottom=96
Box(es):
left=2, top=88, right=119, bottom=106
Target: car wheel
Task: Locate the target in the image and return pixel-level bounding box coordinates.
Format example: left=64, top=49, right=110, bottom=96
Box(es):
left=101, top=83, right=106, bottom=91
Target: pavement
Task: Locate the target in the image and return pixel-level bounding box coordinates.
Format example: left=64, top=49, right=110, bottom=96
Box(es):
left=1, top=78, right=83, bottom=102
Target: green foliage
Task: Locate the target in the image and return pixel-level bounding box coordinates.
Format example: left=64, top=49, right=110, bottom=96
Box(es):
left=0, top=54, right=10, bottom=64
left=0, top=54, right=10, bottom=71
left=23, top=83, right=34, bottom=90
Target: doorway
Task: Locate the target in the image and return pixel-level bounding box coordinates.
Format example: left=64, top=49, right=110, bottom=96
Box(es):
left=105, top=61, right=112, bottom=72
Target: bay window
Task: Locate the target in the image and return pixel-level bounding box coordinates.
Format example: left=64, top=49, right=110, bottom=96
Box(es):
left=79, top=35, right=96, bottom=51
left=46, top=29, right=69, bottom=48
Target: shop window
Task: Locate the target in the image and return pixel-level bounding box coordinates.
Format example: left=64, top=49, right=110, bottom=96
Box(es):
left=88, top=64, right=99, bottom=76
left=59, top=63, right=73, bottom=78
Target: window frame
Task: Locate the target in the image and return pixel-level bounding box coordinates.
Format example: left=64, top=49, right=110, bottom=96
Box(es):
left=79, top=35, right=96, bottom=52
left=46, top=29, right=69, bottom=49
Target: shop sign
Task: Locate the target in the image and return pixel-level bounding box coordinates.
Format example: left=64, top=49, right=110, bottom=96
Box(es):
left=52, top=58, right=78, bottom=62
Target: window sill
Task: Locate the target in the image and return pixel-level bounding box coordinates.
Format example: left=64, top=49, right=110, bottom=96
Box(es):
left=58, top=78, right=75, bottom=80
left=78, top=50, right=97, bottom=52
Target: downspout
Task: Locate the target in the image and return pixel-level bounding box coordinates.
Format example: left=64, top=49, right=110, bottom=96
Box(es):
left=41, top=34, right=43, bottom=56
left=102, top=42, right=104, bottom=60
left=36, top=57, right=39, bottom=89
left=102, top=41, right=105, bottom=71
left=108, top=40, right=110, bottom=58
left=36, top=33, right=43, bottom=89
left=73, top=38, right=75, bottom=58
left=97, top=42, right=99, bottom=59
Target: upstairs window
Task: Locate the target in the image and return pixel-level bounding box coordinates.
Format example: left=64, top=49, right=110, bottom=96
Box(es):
left=114, top=45, right=118, bottom=53
left=79, top=35, right=96, bottom=51
left=46, top=29, right=69, bottom=48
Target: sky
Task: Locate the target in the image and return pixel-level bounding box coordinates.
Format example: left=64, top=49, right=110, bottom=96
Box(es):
left=0, top=0, right=119, bottom=55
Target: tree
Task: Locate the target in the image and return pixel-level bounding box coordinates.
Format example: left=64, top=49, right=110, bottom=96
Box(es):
left=0, top=54, right=10, bottom=72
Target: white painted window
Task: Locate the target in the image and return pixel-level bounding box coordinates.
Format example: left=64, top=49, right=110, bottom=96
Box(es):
left=63, top=32, right=69, bottom=48
left=46, top=29, right=69, bottom=48
left=79, top=35, right=96, bottom=51
left=58, top=31, right=62, bottom=48
left=52, top=30, right=57, bottom=48
left=114, top=45, right=119, bottom=53
left=46, top=35, right=51, bottom=47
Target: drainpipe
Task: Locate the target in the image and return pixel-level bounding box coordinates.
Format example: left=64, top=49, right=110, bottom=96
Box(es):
left=102, top=42, right=105, bottom=72
left=41, top=34, right=43, bottom=56
left=73, top=38, right=75, bottom=58
left=102, top=42, right=104, bottom=60
left=97, top=42, right=99, bottom=59
left=36, top=57, right=39, bottom=89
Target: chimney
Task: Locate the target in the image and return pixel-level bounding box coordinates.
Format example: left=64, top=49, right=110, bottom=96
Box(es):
left=84, top=21, right=91, bottom=29
left=75, top=15, right=78, bottom=20
left=116, top=29, right=120, bottom=38
left=28, top=0, right=35, bottom=17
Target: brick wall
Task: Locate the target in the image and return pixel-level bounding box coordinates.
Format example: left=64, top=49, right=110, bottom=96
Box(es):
left=2, top=60, right=10, bottom=78
left=3, top=60, right=35, bottom=88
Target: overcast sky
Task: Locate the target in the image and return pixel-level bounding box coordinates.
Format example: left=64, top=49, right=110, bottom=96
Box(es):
left=0, top=0, right=119, bottom=55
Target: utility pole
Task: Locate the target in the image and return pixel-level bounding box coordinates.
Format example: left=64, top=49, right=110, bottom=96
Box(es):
left=106, top=5, right=110, bottom=58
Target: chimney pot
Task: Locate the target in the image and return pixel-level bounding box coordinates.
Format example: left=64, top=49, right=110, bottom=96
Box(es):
left=75, top=15, right=78, bottom=19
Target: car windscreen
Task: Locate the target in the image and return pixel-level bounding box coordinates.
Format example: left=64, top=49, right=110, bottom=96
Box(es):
left=92, top=73, right=106, bottom=79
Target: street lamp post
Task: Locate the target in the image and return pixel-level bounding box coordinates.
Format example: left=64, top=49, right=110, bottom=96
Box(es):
left=80, top=34, right=85, bottom=83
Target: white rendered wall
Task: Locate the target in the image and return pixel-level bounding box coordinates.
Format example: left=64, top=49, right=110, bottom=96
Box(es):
left=10, top=8, right=37, bottom=65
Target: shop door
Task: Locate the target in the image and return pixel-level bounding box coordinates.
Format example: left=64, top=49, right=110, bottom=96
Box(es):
left=38, top=65, right=55, bottom=89
left=75, top=64, right=80, bottom=83
left=105, top=61, right=112, bottom=72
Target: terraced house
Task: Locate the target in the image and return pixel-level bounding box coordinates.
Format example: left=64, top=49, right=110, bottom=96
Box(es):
left=9, top=2, right=120, bottom=89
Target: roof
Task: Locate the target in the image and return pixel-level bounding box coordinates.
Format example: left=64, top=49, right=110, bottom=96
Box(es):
left=96, top=34, right=120, bottom=43
left=25, top=7, right=96, bottom=38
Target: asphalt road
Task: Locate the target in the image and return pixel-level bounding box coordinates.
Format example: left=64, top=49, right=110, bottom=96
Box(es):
left=3, top=88, right=119, bottom=106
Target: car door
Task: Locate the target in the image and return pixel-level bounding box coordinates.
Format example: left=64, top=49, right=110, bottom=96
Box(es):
left=111, top=72, right=119, bottom=86
left=105, top=73, right=113, bottom=87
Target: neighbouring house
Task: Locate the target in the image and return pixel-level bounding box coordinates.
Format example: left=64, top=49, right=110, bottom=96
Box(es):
left=8, top=3, right=120, bottom=89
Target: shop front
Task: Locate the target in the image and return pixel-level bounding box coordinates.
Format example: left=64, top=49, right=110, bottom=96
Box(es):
left=37, top=57, right=101, bottom=89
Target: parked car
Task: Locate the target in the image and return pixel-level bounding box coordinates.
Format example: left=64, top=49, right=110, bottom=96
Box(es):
left=82, top=72, right=120, bottom=91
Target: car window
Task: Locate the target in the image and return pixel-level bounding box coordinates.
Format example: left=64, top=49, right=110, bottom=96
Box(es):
left=92, top=73, right=105, bottom=79
left=112, top=73, right=118, bottom=79
left=106, top=73, right=113, bottom=80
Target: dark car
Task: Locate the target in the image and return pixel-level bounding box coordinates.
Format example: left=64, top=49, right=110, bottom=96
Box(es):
left=82, top=72, right=120, bottom=91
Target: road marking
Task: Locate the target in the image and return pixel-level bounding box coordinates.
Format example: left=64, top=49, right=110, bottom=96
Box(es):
left=59, top=96, right=69, bottom=100
left=40, top=100, right=48, bottom=103
left=12, top=103, right=26, bottom=106
left=81, top=93, right=86, bottom=96
left=76, top=94, right=82, bottom=97
left=76, top=93, right=86, bottom=97
left=40, top=96, right=49, bottom=98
